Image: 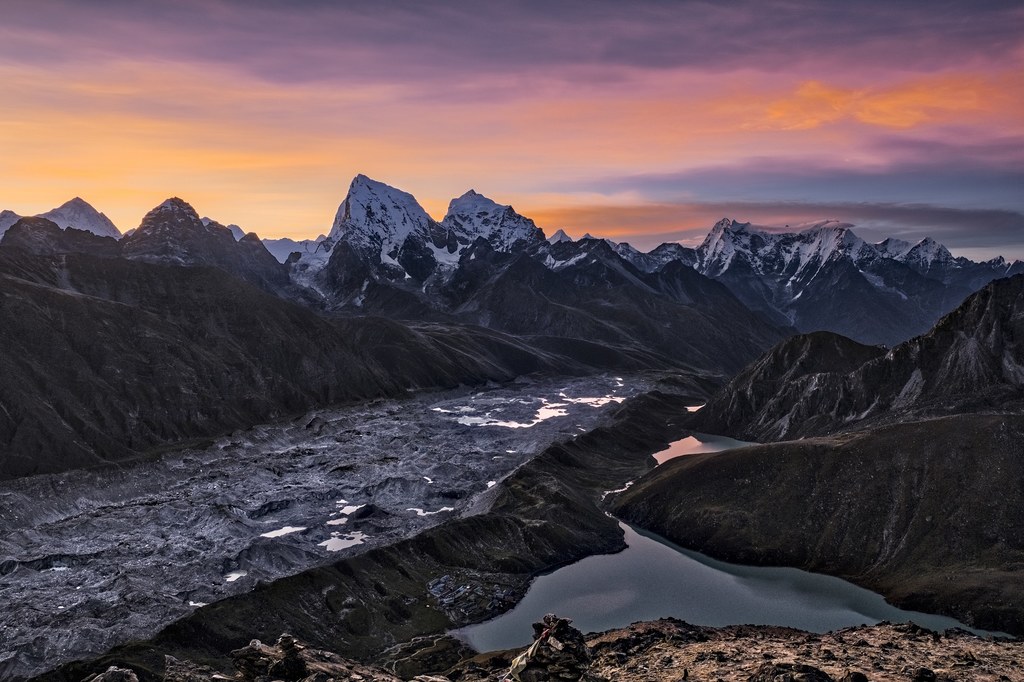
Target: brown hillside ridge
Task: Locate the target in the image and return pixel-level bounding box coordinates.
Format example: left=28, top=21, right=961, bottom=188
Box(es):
left=85, top=618, right=1023, bottom=682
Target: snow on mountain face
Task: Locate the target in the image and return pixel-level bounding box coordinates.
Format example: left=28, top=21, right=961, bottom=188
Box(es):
left=697, top=218, right=868, bottom=278
left=328, top=174, right=433, bottom=251
left=875, top=237, right=913, bottom=260
left=298, top=175, right=552, bottom=283
left=0, top=210, right=21, bottom=237
left=37, top=198, right=120, bottom=239
left=902, top=237, right=956, bottom=270
left=441, top=190, right=544, bottom=251
left=122, top=197, right=228, bottom=265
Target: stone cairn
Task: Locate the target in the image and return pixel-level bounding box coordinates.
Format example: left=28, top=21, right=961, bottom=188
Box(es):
left=503, top=614, right=594, bottom=682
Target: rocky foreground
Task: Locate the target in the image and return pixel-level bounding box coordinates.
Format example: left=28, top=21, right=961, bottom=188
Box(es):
left=82, top=617, right=1022, bottom=682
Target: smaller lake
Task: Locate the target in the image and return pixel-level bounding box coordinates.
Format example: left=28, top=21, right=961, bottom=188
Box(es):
left=653, top=433, right=753, bottom=464
left=455, top=522, right=999, bottom=652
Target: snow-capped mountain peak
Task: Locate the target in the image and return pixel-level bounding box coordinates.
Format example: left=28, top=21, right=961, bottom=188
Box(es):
left=697, top=218, right=757, bottom=276
left=329, top=174, right=432, bottom=248
left=444, top=189, right=498, bottom=216
left=875, top=237, right=913, bottom=260
left=903, top=237, right=955, bottom=270
left=697, top=218, right=869, bottom=279
left=796, top=221, right=866, bottom=261
left=548, top=228, right=573, bottom=244
left=36, top=197, right=120, bottom=238
left=441, top=189, right=544, bottom=251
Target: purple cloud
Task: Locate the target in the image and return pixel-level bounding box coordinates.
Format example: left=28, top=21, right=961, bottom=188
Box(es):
left=2, top=0, right=1021, bottom=86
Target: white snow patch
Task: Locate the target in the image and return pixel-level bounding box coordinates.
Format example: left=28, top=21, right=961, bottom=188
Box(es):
left=319, top=531, right=368, bottom=552
left=260, top=526, right=306, bottom=538
left=456, top=400, right=569, bottom=428
left=406, top=507, right=455, bottom=516
left=601, top=480, right=635, bottom=500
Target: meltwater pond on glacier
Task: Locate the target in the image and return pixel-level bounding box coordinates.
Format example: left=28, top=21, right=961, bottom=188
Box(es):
left=455, top=522, right=1000, bottom=652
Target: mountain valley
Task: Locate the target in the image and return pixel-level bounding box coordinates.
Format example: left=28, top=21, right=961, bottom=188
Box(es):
left=1, top=177, right=1022, bottom=682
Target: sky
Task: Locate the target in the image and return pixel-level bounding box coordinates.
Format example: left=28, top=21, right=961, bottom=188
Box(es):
left=1, top=0, right=1022, bottom=259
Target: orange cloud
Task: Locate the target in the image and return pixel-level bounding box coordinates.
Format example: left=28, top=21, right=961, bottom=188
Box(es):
left=737, top=73, right=1023, bottom=131
left=1, top=52, right=1021, bottom=241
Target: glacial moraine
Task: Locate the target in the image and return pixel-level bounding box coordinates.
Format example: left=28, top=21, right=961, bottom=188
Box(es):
left=0, top=374, right=646, bottom=681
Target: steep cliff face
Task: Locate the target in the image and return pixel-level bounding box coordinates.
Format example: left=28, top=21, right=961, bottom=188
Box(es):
left=613, top=413, right=1024, bottom=636
left=688, top=275, right=1024, bottom=441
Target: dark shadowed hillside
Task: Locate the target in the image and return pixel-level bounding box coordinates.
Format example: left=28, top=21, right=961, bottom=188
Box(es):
left=613, top=413, right=1024, bottom=637
left=0, top=250, right=597, bottom=480
left=687, top=274, right=1024, bottom=441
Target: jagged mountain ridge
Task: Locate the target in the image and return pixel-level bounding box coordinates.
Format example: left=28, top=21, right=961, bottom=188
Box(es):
left=4, top=177, right=1020, bottom=374
left=0, top=217, right=122, bottom=258
left=120, top=198, right=291, bottom=292
left=291, top=176, right=1020, bottom=348
left=677, top=218, right=1023, bottom=345
left=300, top=175, right=546, bottom=287
left=5, top=180, right=1019, bottom=352
left=279, top=176, right=791, bottom=374
left=687, top=274, right=1024, bottom=441
left=438, top=236, right=788, bottom=375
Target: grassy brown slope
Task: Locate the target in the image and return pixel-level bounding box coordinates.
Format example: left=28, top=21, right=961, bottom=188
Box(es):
left=613, top=413, right=1024, bottom=636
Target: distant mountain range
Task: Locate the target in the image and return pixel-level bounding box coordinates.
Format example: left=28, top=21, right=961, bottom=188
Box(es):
left=3, top=176, right=1022, bottom=478
left=0, top=181, right=779, bottom=479
left=5, top=177, right=1020, bottom=348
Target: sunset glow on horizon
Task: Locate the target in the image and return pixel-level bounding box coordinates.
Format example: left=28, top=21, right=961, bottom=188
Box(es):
left=2, top=0, right=1022, bottom=258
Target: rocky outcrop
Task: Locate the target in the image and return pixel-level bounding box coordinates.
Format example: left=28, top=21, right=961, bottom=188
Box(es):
left=81, top=668, right=138, bottom=682
left=613, top=413, right=1024, bottom=636
left=688, top=274, right=1024, bottom=441
left=61, top=620, right=1024, bottom=682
